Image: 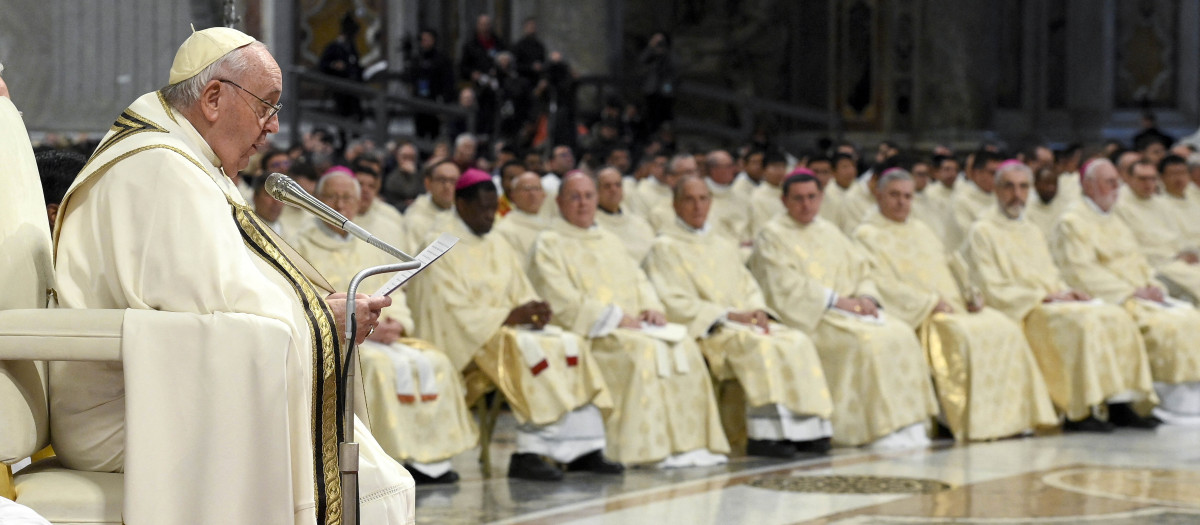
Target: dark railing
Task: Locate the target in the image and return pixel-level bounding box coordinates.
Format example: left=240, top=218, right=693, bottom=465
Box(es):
left=285, top=67, right=837, bottom=151
left=574, top=75, right=841, bottom=144
left=286, top=68, right=473, bottom=150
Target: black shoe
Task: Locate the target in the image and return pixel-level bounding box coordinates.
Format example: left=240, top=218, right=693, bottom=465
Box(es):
left=565, top=450, right=624, bottom=474
left=793, top=437, right=832, bottom=455
left=407, top=466, right=460, bottom=485
left=746, top=439, right=796, bottom=458
left=1108, top=402, right=1162, bottom=429
left=1062, top=416, right=1115, bottom=433
left=507, top=453, right=564, bottom=481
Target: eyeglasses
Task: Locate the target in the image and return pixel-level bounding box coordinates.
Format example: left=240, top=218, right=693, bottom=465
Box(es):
left=218, top=79, right=282, bottom=122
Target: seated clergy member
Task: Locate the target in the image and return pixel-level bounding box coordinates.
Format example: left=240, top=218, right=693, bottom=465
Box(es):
left=965, top=161, right=1156, bottom=430
left=404, top=159, right=460, bottom=252
left=493, top=170, right=550, bottom=264
left=748, top=173, right=939, bottom=448
left=950, top=149, right=1003, bottom=249
left=406, top=169, right=620, bottom=481
left=852, top=168, right=1057, bottom=441
left=594, top=165, right=656, bottom=263
left=352, top=158, right=408, bottom=250
left=644, top=176, right=835, bottom=457
left=628, top=152, right=689, bottom=218
left=1114, top=159, right=1200, bottom=303
left=1052, top=158, right=1200, bottom=426
left=529, top=172, right=731, bottom=467
left=292, top=168, right=479, bottom=483
left=699, top=149, right=754, bottom=249
left=1160, top=154, right=1200, bottom=248
left=747, top=150, right=792, bottom=236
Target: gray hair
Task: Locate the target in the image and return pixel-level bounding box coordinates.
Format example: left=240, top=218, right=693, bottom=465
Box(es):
left=994, top=161, right=1032, bottom=186
left=668, top=152, right=695, bottom=175
left=161, top=42, right=265, bottom=111
left=1082, top=158, right=1114, bottom=182
left=877, top=169, right=912, bottom=191
left=314, top=171, right=361, bottom=198
left=454, top=133, right=477, bottom=148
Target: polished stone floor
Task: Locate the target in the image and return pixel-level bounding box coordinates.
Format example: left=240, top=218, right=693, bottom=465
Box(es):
left=416, top=414, right=1200, bottom=524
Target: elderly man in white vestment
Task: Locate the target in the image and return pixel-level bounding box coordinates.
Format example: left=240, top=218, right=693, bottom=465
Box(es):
left=594, top=166, right=656, bottom=262
left=403, top=159, right=459, bottom=252
left=50, top=28, right=414, bottom=524
left=853, top=169, right=1057, bottom=441
left=644, top=176, right=835, bottom=458
left=529, top=173, right=731, bottom=466
left=493, top=170, right=550, bottom=264
left=1053, top=159, right=1200, bottom=425
left=749, top=173, right=939, bottom=448
left=1114, top=159, right=1200, bottom=304
left=350, top=159, right=408, bottom=251
left=292, top=171, right=478, bottom=484
left=406, top=170, right=621, bottom=481
left=964, top=161, right=1157, bottom=431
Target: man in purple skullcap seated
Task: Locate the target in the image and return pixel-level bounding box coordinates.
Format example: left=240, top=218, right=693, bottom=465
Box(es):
left=407, top=169, right=622, bottom=481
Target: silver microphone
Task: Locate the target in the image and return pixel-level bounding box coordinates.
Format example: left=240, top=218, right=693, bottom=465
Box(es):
left=264, top=172, right=415, bottom=262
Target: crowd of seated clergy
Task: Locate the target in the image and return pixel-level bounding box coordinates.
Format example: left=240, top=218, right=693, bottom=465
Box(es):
left=31, top=123, right=1200, bottom=485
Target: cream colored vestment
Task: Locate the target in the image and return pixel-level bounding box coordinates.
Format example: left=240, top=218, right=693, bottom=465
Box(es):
left=292, top=221, right=478, bottom=465
left=595, top=207, right=657, bottom=263
left=965, top=206, right=1154, bottom=420
left=748, top=214, right=938, bottom=446
left=1114, top=192, right=1200, bottom=302
left=529, top=218, right=730, bottom=464
left=406, top=217, right=611, bottom=427
left=1052, top=199, right=1200, bottom=389
left=853, top=210, right=1056, bottom=440
left=643, top=220, right=834, bottom=421
left=52, top=92, right=414, bottom=525
left=492, top=209, right=547, bottom=268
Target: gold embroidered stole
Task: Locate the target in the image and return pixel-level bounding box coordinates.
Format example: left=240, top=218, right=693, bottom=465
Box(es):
left=231, top=201, right=344, bottom=525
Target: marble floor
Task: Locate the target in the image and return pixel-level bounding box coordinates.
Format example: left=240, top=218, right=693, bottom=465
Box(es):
left=415, top=414, right=1200, bottom=524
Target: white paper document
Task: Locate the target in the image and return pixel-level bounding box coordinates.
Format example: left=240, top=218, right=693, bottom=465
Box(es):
left=371, top=233, right=458, bottom=297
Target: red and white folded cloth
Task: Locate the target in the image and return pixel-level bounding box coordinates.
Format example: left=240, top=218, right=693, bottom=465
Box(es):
left=382, top=342, right=439, bottom=403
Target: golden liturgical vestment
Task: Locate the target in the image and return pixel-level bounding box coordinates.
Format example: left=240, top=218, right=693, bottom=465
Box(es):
left=853, top=211, right=1057, bottom=440
left=966, top=206, right=1155, bottom=420
left=749, top=215, right=939, bottom=446
left=51, top=92, right=414, bottom=524
left=292, top=221, right=478, bottom=465
left=529, top=218, right=730, bottom=464
left=1052, top=200, right=1200, bottom=390
left=406, top=217, right=612, bottom=427
left=1114, top=192, right=1200, bottom=303
left=643, top=221, right=834, bottom=420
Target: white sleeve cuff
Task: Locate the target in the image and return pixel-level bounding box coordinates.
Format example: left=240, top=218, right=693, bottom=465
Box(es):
left=825, top=289, right=838, bottom=310
left=589, top=305, right=624, bottom=338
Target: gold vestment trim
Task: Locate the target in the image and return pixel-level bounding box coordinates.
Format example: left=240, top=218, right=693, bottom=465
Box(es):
left=231, top=201, right=344, bottom=525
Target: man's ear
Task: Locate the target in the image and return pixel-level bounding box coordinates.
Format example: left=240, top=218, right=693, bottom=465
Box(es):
left=198, top=80, right=223, bottom=123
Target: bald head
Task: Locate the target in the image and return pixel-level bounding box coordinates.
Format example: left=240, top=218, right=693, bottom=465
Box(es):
left=706, top=150, right=736, bottom=185
left=596, top=166, right=624, bottom=213
left=674, top=176, right=712, bottom=230
left=509, top=171, right=545, bottom=214
left=557, top=172, right=598, bottom=229
left=316, top=172, right=361, bottom=224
